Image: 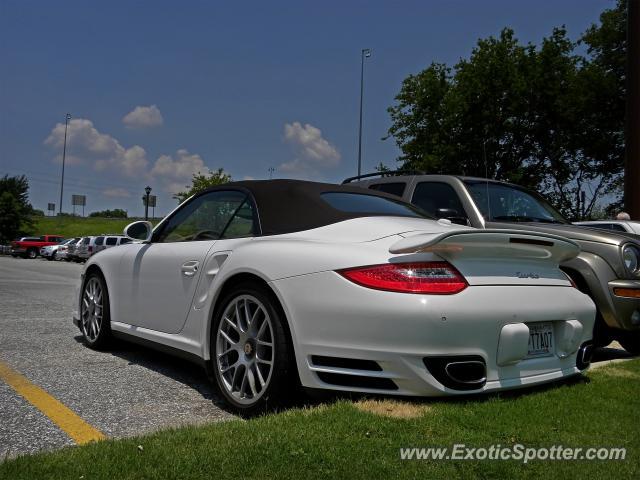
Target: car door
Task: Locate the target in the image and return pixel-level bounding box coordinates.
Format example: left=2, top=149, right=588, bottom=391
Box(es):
left=115, top=189, right=252, bottom=334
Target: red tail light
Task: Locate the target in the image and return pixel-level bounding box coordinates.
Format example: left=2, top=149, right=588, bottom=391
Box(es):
left=338, top=262, right=467, bottom=294
left=88, top=246, right=93, bottom=252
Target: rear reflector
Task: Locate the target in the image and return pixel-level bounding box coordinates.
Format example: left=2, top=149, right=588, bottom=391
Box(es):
left=338, top=262, right=467, bottom=294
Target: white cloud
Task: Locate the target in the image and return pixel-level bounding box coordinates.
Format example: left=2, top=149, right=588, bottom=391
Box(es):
left=102, top=187, right=132, bottom=198
left=150, top=149, right=209, bottom=193
left=279, top=122, right=340, bottom=175
left=45, top=118, right=149, bottom=177
left=122, top=105, right=164, bottom=129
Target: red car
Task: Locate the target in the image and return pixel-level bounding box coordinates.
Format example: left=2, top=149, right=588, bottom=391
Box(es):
left=11, top=235, right=65, bottom=259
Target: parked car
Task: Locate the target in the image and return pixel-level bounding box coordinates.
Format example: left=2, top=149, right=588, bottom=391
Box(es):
left=344, top=171, right=640, bottom=354
left=574, top=220, right=640, bottom=235
left=76, top=235, right=132, bottom=261
left=11, top=235, right=64, bottom=259
left=73, top=180, right=595, bottom=413
left=66, top=237, right=88, bottom=262
left=45, top=237, right=80, bottom=261
left=93, top=235, right=132, bottom=254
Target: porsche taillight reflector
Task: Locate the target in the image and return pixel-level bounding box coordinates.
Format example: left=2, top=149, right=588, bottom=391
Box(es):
left=338, top=262, right=467, bottom=294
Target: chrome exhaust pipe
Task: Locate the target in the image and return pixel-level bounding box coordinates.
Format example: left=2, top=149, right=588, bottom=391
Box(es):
left=444, top=360, right=487, bottom=386
left=576, top=342, right=594, bottom=370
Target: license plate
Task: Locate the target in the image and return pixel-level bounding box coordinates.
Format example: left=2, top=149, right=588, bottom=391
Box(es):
left=527, top=322, right=554, bottom=358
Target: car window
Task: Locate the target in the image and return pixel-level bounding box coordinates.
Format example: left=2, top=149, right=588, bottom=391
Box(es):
left=221, top=200, right=255, bottom=239
left=95, top=237, right=104, bottom=246
left=411, top=182, right=468, bottom=224
left=119, top=238, right=131, bottom=244
left=321, top=192, right=432, bottom=218
left=369, top=182, right=406, bottom=198
left=81, top=237, right=90, bottom=245
left=105, top=237, right=118, bottom=245
left=156, top=190, right=249, bottom=243
left=464, top=180, right=567, bottom=224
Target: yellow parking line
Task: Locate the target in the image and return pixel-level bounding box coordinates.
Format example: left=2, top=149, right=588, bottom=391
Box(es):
left=0, top=360, right=105, bottom=445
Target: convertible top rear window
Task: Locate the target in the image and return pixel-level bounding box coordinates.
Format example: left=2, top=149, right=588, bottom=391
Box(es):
left=321, top=192, right=430, bottom=219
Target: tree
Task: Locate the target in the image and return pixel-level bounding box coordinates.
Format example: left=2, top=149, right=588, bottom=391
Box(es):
left=174, top=169, right=232, bottom=203
left=0, top=175, right=35, bottom=243
left=89, top=208, right=128, bottom=218
left=386, top=1, right=627, bottom=219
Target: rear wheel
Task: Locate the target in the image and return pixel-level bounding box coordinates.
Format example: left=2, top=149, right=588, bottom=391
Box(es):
left=211, top=282, right=295, bottom=415
left=80, top=273, right=112, bottom=349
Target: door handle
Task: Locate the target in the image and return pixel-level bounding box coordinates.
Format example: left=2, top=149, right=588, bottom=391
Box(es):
left=181, top=261, right=200, bottom=277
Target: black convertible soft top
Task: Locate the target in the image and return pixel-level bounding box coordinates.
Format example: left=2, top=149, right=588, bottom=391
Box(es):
left=200, top=179, right=429, bottom=236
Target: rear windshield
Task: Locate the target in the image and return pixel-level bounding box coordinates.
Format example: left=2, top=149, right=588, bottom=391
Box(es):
left=106, top=237, right=118, bottom=245
left=321, top=192, right=432, bottom=219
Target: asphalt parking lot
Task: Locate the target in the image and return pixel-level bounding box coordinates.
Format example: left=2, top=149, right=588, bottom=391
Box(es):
left=0, top=255, right=233, bottom=459
left=0, top=255, right=633, bottom=460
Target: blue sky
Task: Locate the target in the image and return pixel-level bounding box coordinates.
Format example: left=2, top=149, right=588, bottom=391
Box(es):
left=0, top=0, right=610, bottom=216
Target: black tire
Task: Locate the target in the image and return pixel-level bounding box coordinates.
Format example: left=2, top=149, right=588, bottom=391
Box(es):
left=210, top=281, right=296, bottom=415
left=26, top=248, right=37, bottom=259
left=618, top=331, right=640, bottom=356
left=80, top=272, right=112, bottom=349
left=46, top=255, right=54, bottom=261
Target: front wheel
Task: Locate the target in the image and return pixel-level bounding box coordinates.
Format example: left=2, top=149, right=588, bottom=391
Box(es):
left=80, top=273, right=112, bottom=349
left=26, top=248, right=37, bottom=259
left=211, top=282, right=295, bottom=415
left=618, top=331, right=640, bottom=356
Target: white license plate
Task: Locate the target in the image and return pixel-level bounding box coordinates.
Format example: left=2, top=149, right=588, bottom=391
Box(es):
left=527, top=322, right=554, bottom=358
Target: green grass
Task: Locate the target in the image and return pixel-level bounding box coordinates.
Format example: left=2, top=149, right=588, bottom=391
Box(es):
left=1, top=360, right=639, bottom=479
left=32, top=216, right=162, bottom=238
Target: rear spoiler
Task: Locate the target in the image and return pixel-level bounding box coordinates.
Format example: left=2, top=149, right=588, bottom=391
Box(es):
left=389, top=229, right=581, bottom=264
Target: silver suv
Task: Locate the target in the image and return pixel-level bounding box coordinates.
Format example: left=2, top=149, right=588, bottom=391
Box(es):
left=345, top=172, right=640, bottom=354
left=76, top=235, right=132, bottom=260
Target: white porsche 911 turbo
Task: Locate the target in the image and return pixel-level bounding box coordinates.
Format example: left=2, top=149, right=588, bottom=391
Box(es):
left=73, top=180, right=595, bottom=413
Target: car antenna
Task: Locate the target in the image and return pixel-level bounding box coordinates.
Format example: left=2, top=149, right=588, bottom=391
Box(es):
left=483, top=139, right=491, bottom=221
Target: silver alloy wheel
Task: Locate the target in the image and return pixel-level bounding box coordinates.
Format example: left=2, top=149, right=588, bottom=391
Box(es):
left=216, top=294, right=275, bottom=405
left=81, top=277, right=104, bottom=342
left=27, top=249, right=37, bottom=259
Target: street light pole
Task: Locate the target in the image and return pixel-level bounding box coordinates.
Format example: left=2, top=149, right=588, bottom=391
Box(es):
left=357, top=48, right=371, bottom=177
left=144, top=186, right=152, bottom=221
left=58, top=113, right=71, bottom=215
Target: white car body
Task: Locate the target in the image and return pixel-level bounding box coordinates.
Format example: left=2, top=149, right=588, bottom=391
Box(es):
left=73, top=181, right=595, bottom=400
left=574, top=220, right=640, bottom=235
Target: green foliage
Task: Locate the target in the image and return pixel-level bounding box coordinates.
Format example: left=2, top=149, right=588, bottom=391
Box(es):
left=174, top=169, right=232, bottom=203
left=387, top=1, right=626, bottom=219
left=89, top=208, right=128, bottom=218
left=30, top=216, right=161, bottom=238
left=0, top=174, right=35, bottom=243
left=0, top=360, right=638, bottom=479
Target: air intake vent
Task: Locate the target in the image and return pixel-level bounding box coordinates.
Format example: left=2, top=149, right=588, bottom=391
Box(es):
left=316, top=372, right=398, bottom=390
left=311, top=356, right=382, bottom=371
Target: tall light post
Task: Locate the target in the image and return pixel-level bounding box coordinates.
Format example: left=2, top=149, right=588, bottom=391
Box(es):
left=144, top=186, right=152, bottom=221
left=357, top=48, right=372, bottom=177
left=58, top=113, right=72, bottom=215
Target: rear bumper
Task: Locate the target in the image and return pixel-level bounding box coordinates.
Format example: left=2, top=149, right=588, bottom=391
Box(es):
left=272, top=272, right=596, bottom=397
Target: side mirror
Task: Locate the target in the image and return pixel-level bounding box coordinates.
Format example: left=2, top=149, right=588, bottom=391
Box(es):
left=124, top=221, right=153, bottom=242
